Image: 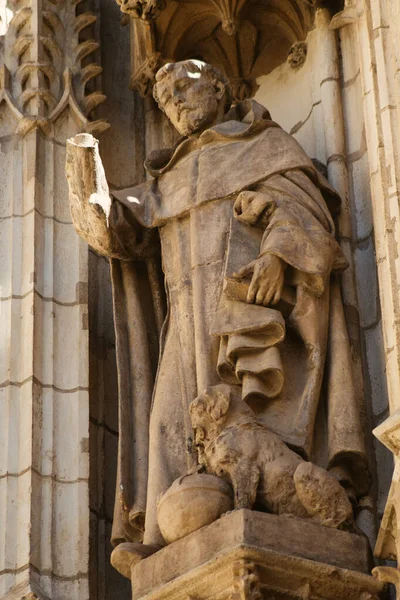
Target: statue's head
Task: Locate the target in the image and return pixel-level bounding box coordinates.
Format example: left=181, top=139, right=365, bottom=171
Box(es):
left=153, top=60, right=231, bottom=137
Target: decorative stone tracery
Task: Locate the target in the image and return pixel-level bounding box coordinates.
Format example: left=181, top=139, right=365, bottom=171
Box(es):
left=0, top=0, right=108, bottom=136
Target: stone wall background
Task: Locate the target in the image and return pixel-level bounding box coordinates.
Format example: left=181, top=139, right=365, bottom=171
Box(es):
left=255, top=18, right=391, bottom=547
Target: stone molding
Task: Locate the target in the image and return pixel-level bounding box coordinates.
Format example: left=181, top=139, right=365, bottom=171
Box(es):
left=336, top=0, right=400, bottom=593
left=129, top=510, right=384, bottom=600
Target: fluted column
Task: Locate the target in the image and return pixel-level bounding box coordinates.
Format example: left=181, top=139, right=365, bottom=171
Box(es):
left=0, top=0, right=107, bottom=597
left=338, top=0, right=400, bottom=592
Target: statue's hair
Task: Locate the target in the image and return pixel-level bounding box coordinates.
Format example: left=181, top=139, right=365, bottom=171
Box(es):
left=153, top=59, right=232, bottom=112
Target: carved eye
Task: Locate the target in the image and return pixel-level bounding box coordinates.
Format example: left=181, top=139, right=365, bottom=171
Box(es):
left=176, top=79, right=191, bottom=93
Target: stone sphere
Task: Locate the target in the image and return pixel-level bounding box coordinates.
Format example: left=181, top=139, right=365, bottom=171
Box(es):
left=157, top=473, right=233, bottom=544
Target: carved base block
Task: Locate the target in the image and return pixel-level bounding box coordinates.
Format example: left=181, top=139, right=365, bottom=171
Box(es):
left=130, top=510, right=386, bottom=600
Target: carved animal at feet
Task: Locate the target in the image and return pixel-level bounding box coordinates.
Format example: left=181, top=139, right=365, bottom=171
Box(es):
left=189, top=385, right=354, bottom=529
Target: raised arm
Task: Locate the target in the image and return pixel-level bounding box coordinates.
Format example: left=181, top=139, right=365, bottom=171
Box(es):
left=66, top=134, right=156, bottom=260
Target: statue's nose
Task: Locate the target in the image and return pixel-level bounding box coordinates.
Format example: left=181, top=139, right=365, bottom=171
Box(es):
left=172, top=93, right=183, bottom=105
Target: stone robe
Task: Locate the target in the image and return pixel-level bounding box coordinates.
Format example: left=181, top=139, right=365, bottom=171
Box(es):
left=67, top=101, right=369, bottom=548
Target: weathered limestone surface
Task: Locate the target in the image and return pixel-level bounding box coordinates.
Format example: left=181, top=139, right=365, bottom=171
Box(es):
left=129, top=510, right=384, bottom=600
left=0, top=0, right=107, bottom=596
left=2, top=0, right=400, bottom=598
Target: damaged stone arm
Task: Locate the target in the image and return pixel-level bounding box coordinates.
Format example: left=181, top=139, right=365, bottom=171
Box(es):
left=66, top=133, right=155, bottom=260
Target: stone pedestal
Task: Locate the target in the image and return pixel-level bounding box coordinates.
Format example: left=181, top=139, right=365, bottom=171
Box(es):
left=130, top=510, right=386, bottom=600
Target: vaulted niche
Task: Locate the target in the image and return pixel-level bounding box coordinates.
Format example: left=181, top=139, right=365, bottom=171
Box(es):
left=116, top=0, right=344, bottom=101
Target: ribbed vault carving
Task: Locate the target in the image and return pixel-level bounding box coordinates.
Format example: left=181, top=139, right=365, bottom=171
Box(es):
left=118, top=0, right=333, bottom=101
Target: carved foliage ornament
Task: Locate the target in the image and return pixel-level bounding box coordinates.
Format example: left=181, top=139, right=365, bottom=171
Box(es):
left=287, top=42, right=308, bottom=70
left=117, top=0, right=166, bottom=20
left=0, top=0, right=109, bottom=136
left=231, top=561, right=262, bottom=600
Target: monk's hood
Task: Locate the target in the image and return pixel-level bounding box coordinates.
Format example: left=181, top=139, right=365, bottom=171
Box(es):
left=143, top=100, right=341, bottom=217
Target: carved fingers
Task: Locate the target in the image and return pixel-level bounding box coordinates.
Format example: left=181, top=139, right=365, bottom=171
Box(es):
left=235, top=254, right=286, bottom=306
left=234, top=191, right=276, bottom=226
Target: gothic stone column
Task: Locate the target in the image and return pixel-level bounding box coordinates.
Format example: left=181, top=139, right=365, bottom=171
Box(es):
left=0, top=0, right=107, bottom=596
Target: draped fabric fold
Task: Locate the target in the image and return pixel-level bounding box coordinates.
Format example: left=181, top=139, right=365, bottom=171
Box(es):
left=212, top=296, right=285, bottom=402
left=109, top=257, right=166, bottom=545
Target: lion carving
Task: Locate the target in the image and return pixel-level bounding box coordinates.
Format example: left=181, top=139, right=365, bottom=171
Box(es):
left=189, top=385, right=354, bottom=530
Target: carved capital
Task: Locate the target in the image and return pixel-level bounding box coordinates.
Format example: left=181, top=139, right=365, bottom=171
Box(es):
left=117, top=0, right=166, bottom=20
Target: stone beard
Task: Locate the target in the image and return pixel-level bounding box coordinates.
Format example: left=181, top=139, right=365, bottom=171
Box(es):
left=66, top=61, right=369, bottom=552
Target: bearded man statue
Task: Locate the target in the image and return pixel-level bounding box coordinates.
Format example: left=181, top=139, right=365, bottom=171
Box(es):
left=66, top=59, right=369, bottom=571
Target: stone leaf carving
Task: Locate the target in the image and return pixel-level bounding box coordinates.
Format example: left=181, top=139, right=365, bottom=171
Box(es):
left=287, top=41, right=308, bottom=70
left=1, top=0, right=108, bottom=136
left=231, top=561, right=262, bottom=600
left=116, top=0, right=166, bottom=19
left=189, top=385, right=354, bottom=529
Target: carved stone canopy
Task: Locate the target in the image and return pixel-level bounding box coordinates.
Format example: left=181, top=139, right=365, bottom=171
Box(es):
left=117, top=0, right=344, bottom=102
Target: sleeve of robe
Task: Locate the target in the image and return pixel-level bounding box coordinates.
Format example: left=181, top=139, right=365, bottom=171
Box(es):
left=235, top=169, right=370, bottom=496
left=254, top=171, right=348, bottom=294
left=69, top=181, right=159, bottom=261
left=66, top=146, right=166, bottom=544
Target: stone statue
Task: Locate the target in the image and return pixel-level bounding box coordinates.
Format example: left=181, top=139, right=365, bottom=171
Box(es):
left=66, top=59, right=369, bottom=572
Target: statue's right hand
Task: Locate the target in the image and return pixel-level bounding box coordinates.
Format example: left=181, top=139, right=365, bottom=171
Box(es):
left=66, top=134, right=111, bottom=217
left=66, top=134, right=97, bottom=200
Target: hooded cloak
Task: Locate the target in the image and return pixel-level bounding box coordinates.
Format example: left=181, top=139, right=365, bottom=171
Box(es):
left=67, top=100, right=369, bottom=547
